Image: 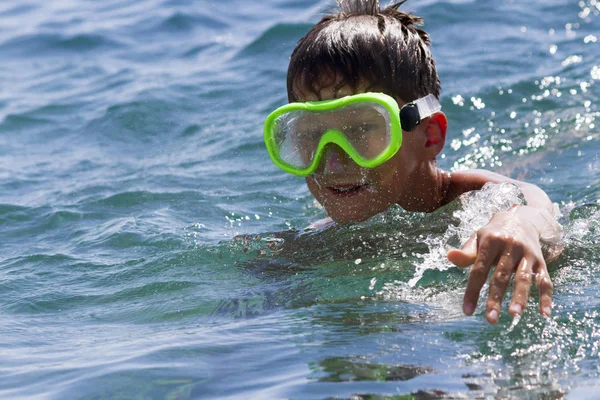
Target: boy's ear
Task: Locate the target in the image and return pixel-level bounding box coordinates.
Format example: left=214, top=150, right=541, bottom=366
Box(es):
left=423, top=112, right=447, bottom=156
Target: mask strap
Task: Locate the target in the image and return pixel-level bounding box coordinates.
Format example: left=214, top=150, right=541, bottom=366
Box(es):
left=399, top=94, right=442, bottom=132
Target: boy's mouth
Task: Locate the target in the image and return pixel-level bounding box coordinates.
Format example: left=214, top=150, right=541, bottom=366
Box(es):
left=327, top=183, right=369, bottom=197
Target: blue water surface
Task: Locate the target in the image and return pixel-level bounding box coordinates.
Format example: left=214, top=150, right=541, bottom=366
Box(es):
left=0, top=0, right=599, bottom=398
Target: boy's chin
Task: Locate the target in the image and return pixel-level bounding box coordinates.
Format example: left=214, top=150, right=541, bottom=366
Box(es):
left=325, top=206, right=380, bottom=224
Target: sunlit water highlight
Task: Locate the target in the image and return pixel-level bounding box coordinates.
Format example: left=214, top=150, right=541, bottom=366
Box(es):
left=0, top=0, right=599, bottom=398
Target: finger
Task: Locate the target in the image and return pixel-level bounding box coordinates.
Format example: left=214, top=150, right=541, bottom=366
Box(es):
left=463, top=243, right=502, bottom=316
left=447, top=234, right=478, bottom=268
left=486, top=251, right=522, bottom=324
left=535, top=261, right=553, bottom=317
left=509, top=258, right=534, bottom=317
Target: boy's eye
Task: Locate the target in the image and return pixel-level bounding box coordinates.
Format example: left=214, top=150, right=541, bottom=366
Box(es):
left=296, top=121, right=326, bottom=137
left=304, top=127, right=325, bottom=138
left=348, top=123, right=378, bottom=134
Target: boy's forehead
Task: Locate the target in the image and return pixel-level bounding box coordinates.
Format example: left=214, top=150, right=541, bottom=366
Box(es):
left=294, top=78, right=406, bottom=106
left=293, top=80, right=355, bottom=102
left=300, top=85, right=356, bottom=101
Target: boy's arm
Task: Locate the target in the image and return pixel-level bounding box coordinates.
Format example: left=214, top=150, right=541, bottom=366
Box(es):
left=446, top=169, right=562, bottom=325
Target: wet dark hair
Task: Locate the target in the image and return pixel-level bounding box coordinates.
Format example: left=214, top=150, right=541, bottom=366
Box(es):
left=287, top=0, right=440, bottom=104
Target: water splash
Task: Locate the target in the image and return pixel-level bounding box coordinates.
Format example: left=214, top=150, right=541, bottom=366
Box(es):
left=563, top=204, right=600, bottom=247
left=407, top=182, right=527, bottom=287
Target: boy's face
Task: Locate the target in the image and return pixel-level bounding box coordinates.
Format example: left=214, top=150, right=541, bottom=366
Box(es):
left=295, top=81, right=427, bottom=224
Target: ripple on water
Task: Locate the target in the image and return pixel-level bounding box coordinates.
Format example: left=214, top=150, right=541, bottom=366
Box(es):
left=88, top=190, right=197, bottom=210
left=0, top=204, right=31, bottom=222
left=0, top=3, right=38, bottom=17
left=0, top=113, right=54, bottom=133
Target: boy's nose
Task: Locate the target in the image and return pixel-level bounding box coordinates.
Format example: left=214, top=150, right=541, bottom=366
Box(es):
left=322, top=145, right=350, bottom=175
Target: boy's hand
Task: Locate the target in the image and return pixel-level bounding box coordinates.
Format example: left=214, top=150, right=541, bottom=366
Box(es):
left=447, top=206, right=554, bottom=325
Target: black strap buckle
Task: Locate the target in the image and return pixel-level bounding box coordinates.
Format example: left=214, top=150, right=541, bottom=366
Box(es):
left=399, top=103, right=421, bottom=132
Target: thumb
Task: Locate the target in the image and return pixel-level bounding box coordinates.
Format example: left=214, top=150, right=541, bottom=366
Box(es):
left=447, top=233, right=478, bottom=268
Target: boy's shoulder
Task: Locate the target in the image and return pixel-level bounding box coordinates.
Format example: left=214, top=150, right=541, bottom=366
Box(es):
left=447, top=169, right=516, bottom=200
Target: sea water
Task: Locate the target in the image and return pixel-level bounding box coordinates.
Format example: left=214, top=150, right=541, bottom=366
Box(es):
left=0, top=0, right=599, bottom=398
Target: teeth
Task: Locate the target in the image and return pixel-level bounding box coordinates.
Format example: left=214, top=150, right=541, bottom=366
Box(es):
left=334, top=186, right=359, bottom=193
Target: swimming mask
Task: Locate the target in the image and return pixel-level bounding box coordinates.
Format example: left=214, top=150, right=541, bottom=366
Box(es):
left=264, top=92, right=441, bottom=177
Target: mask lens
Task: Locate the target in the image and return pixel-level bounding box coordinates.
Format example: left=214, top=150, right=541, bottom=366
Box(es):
left=340, top=103, right=391, bottom=159
left=271, top=102, right=392, bottom=169
left=273, top=110, right=322, bottom=169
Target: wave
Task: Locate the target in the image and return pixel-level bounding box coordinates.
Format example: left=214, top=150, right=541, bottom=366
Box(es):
left=0, top=113, right=54, bottom=132
left=0, top=203, right=29, bottom=216
left=0, top=206, right=84, bottom=235
left=237, top=23, right=312, bottom=57
left=157, top=11, right=228, bottom=32
left=0, top=33, right=125, bottom=57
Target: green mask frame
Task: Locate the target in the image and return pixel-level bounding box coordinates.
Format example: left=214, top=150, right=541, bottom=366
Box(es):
left=264, top=92, right=440, bottom=177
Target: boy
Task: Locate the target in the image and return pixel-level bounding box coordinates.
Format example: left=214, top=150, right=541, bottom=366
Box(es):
left=263, top=0, right=562, bottom=325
